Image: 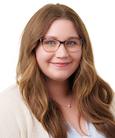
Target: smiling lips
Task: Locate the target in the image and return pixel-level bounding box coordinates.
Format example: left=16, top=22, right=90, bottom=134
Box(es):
left=50, top=62, right=71, bottom=67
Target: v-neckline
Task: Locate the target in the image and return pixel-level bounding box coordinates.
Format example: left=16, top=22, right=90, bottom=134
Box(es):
left=67, top=121, right=90, bottom=137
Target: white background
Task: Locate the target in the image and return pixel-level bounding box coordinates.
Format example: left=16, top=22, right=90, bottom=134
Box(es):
left=0, top=0, right=115, bottom=92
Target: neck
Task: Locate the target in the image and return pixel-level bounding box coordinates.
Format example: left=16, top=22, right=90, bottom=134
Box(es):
left=46, top=79, right=75, bottom=110
left=46, top=79, right=70, bottom=100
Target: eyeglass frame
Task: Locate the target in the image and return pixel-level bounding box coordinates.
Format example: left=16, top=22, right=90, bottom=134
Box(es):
left=39, top=37, right=83, bottom=52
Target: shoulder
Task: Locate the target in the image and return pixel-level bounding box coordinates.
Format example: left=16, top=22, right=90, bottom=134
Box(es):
left=0, top=84, right=33, bottom=137
left=0, top=84, right=22, bottom=114
left=0, top=84, right=27, bottom=115
left=0, top=84, right=50, bottom=138
left=0, top=84, right=22, bottom=103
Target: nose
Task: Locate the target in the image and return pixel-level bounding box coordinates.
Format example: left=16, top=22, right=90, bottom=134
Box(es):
left=55, top=44, right=69, bottom=58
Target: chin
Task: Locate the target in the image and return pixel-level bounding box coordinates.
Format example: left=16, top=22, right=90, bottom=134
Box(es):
left=48, top=74, right=72, bottom=81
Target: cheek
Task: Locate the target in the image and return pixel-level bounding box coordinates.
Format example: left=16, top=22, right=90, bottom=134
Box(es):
left=35, top=47, right=52, bottom=68
left=35, top=53, right=48, bottom=75
left=73, top=50, right=82, bottom=66
left=35, top=47, right=45, bottom=67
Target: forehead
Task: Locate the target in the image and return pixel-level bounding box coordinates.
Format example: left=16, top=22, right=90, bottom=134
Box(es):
left=45, top=19, right=79, bottom=40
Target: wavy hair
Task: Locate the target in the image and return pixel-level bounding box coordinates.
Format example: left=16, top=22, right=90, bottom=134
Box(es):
left=16, top=3, right=115, bottom=138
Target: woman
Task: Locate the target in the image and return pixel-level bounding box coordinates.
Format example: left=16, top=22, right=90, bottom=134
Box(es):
left=0, top=3, right=115, bottom=138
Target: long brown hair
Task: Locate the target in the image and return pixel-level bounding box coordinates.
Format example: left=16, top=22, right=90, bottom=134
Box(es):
left=16, top=3, right=115, bottom=138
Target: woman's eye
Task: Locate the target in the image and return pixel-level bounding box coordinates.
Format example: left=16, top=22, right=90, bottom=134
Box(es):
left=66, top=41, right=77, bottom=46
left=44, top=40, right=56, bottom=45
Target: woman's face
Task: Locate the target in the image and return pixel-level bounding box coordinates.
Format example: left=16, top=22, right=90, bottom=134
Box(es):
left=35, top=19, right=82, bottom=81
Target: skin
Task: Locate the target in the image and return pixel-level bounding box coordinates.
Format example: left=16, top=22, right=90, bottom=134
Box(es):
left=35, top=19, right=82, bottom=91
left=35, top=19, right=87, bottom=135
left=36, top=18, right=82, bottom=101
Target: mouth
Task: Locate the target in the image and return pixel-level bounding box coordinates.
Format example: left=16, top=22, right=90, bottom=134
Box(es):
left=50, top=62, right=72, bottom=67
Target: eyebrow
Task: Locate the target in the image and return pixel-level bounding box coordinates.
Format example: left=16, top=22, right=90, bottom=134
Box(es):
left=44, top=35, right=80, bottom=40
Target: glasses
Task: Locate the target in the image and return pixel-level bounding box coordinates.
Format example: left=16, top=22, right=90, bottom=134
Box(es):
left=40, top=37, right=82, bottom=52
